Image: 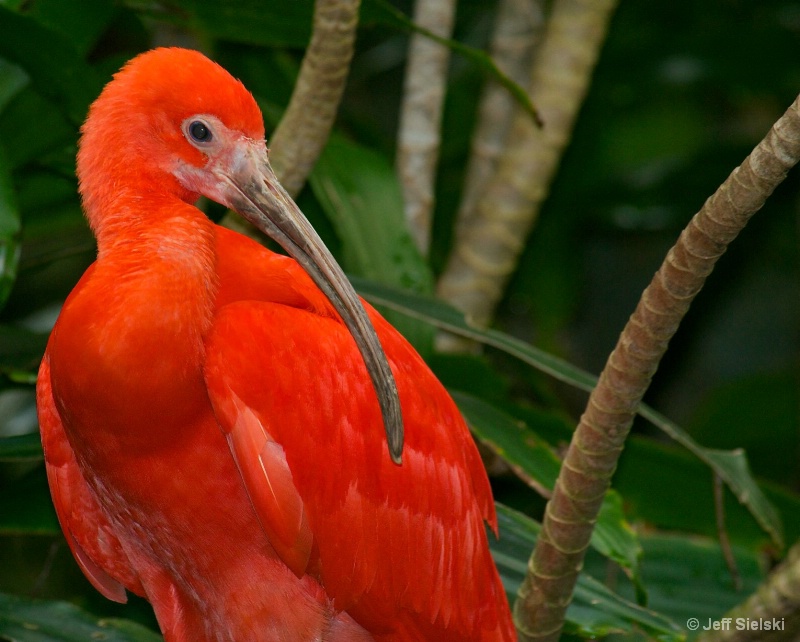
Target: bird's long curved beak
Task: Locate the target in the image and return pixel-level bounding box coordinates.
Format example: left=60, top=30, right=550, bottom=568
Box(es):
left=220, top=143, right=404, bottom=464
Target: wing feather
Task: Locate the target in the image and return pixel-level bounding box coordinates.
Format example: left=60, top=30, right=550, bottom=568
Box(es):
left=212, top=385, right=314, bottom=577
left=37, top=355, right=142, bottom=602
left=204, top=297, right=513, bottom=640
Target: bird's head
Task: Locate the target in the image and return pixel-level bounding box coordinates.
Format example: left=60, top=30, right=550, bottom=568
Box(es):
left=78, top=47, right=269, bottom=217
left=77, top=47, right=404, bottom=463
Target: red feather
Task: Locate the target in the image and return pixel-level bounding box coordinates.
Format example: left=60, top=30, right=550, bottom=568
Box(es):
left=38, top=47, right=515, bottom=642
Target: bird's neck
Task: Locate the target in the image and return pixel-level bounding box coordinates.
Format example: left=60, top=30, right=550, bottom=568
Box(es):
left=83, top=178, right=199, bottom=250
left=92, top=192, right=219, bottom=342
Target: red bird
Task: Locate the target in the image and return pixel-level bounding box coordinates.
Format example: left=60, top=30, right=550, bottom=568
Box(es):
left=37, top=48, right=515, bottom=641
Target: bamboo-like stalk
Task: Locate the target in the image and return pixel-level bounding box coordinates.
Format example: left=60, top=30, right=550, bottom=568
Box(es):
left=514, top=93, right=800, bottom=641
left=437, top=0, right=617, bottom=328
left=436, top=0, right=543, bottom=355
left=223, top=0, right=361, bottom=238
left=396, top=0, right=457, bottom=256
left=697, top=540, right=800, bottom=642
left=455, top=0, right=544, bottom=240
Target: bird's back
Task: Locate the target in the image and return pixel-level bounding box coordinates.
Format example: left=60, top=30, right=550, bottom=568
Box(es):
left=207, top=225, right=515, bottom=641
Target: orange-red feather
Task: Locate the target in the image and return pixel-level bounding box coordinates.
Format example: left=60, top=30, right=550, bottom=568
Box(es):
left=205, top=232, right=511, bottom=641
left=41, top=225, right=514, bottom=640
left=38, top=47, right=515, bottom=642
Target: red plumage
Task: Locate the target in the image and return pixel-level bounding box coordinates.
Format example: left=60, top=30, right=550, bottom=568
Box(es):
left=37, top=48, right=515, bottom=641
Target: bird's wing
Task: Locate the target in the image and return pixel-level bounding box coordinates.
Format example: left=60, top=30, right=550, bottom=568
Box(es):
left=204, top=291, right=512, bottom=639
left=37, top=353, right=143, bottom=602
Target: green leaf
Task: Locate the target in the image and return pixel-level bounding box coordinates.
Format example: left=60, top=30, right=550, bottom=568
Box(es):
left=428, top=352, right=510, bottom=402
left=613, top=434, right=800, bottom=549
left=0, top=144, right=21, bottom=309
left=594, top=491, right=644, bottom=598
left=0, top=389, right=39, bottom=440
left=0, top=326, right=48, bottom=376
left=0, top=6, right=103, bottom=126
left=0, top=592, right=162, bottom=641
left=0, top=467, right=59, bottom=536
left=0, top=58, right=29, bottom=114
left=351, top=277, right=784, bottom=549
left=616, top=534, right=764, bottom=636
left=313, top=135, right=432, bottom=293
left=492, top=504, right=684, bottom=641
left=0, top=88, right=76, bottom=171
left=362, top=0, right=541, bottom=126
left=0, top=433, right=42, bottom=462
left=15, top=171, right=78, bottom=215
left=312, top=135, right=435, bottom=352
left=453, top=390, right=561, bottom=496
left=352, top=275, right=596, bottom=387
left=166, top=0, right=314, bottom=48
left=689, top=372, right=799, bottom=485
left=638, top=405, right=784, bottom=549
left=455, top=391, right=643, bottom=584
left=26, top=0, right=117, bottom=56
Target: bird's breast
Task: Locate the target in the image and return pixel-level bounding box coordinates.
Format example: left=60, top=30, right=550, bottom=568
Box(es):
left=48, top=252, right=217, bottom=461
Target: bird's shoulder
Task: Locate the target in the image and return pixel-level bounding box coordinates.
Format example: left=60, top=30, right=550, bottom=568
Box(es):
left=212, top=223, right=334, bottom=316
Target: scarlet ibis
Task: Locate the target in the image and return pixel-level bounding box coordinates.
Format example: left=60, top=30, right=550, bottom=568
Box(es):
left=37, top=47, right=514, bottom=641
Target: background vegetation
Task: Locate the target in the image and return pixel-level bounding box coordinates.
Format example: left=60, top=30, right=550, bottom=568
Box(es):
left=0, top=0, right=798, bottom=640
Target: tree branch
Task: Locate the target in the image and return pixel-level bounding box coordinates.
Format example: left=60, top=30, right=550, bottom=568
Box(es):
left=454, top=0, right=544, bottom=245
left=436, top=0, right=544, bottom=355
left=270, top=0, right=361, bottom=197
left=437, top=0, right=617, bottom=327
left=223, top=0, right=361, bottom=239
left=396, top=0, right=457, bottom=256
left=514, top=93, right=800, bottom=641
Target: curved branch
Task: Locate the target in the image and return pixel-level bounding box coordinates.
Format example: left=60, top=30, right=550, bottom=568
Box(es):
left=269, top=0, right=361, bottom=197
left=437, top=0, right=617, bottom=327
left=514, top=94, right=800, bottom=641
left=396, top=0, right=457, bottom=256
left=222, top=0, right=361, bottom=239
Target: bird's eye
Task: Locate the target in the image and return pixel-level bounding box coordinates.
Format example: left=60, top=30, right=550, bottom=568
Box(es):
left=188, top=120, right=212, bottom=143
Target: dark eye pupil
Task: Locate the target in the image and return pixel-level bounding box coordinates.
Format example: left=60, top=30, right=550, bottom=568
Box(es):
left=189, top=121, right=211, bottom=142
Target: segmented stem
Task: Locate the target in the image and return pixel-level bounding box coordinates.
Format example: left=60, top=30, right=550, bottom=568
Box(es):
left=270, top=0, right=361, bottom=197
left=222, top=0, right=360, bottom=240
left=436, top=0, right=544, bottom=354
left=514, top=94, right=800, bottom=642
left=396, top=0, right=457, bottom=255
left=454, top=0, right=544, bottom=246
left=437, top=0, right=617, bottom=328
